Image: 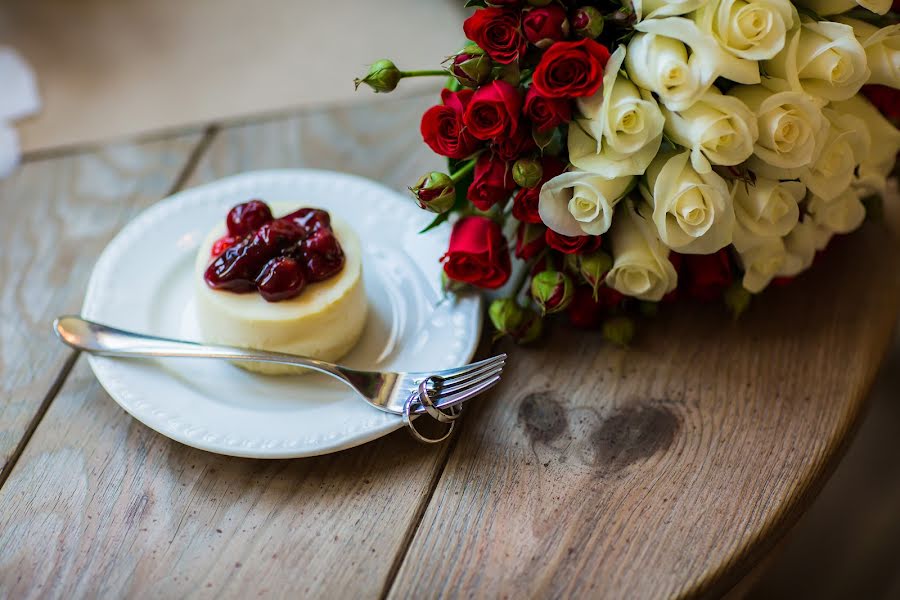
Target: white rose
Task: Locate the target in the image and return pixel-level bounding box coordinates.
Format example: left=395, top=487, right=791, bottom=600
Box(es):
left=627, top=18, right=760, bottom=111
left=832, top=95, right=900, bottom=194
left=778, top=216, right=818, bottom=277
left=569, top=46, right=665, bottom=178
left=835, top=17, right=900, bottom=89
left=735, top=235, right=788, bottom=293
left=692, top=0, right=797, bottom=61
left=765, top=19, right=870, bottom=102
left=607, top=201, right=678, bottom=301
left=808, top=188, right=867, bottom=235
left=636, top=0, right=710, bottom=20
left=730, top=85, right=828, bottom=177
left=799, top=108, right=871, bottom=202
left=641, top=150, right=735, bottom=254
left=661, top=87, right=758, bottom=173
left=539, top=170, right=635, bottom=237
left=793, top=0, right=891, bottom=16
left=733, top=177, right=803, bottom=238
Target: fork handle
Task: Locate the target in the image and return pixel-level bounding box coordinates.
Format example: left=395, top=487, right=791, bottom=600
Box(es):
left=54, top=316, right=347, bottom=380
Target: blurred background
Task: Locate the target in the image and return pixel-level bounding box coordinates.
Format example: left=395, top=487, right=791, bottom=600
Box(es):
left=2, top=0, right=899, bottom=596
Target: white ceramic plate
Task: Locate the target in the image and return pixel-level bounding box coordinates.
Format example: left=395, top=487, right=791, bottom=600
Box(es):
left=82, top=170, right=482, bottom=458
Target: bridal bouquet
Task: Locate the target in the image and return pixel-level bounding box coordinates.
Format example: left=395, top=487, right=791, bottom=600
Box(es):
left=356, top=0, right=900, bottom=344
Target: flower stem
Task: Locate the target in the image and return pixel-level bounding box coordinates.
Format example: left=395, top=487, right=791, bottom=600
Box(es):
left=399, top=69, right=449, bottom=78
left=450, top=158, right=478, bottom=183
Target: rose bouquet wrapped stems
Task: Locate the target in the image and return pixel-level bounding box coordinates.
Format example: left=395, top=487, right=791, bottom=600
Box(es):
left=356, top=0, right=900, bottom=345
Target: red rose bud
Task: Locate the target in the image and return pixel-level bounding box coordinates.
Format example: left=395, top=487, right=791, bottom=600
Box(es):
left=469, top=153, right=517, bottom=211
left=602, top=316, right=635, bottom=347
left=566, top=286, right=603, bottom=328
left=451, top=47, right=493, bottom=89
left=463, top=8, right=527, bottom=65
left=532, top=38, right=611, bottom=98
left=464, top=80, right=524, bottom=141
left=512, top=157, right=543, bottom=188
left=609, top=6, right=637, bottom=28
left=531, top=270, right=574, bottom=314
left=724, top=283, right=752, bottom=319
left=524, top=88, right=573, bottom=133
left=572, top=7, right=605, bottom=39
left=411, top=172, right=456, bottom=214
left=421, top=88, right=482, bottom=159
left=523, top=6, right=570, bottom=49
left=515, top=222, right=547, bottom=260
left=488, top=298, right=542, bottom=343
left=512, top=156, right=566, bottom=224
left=442, top=216, right=512, bottom=289
left=578, top=250, right=613, bottom=298
left=545, top=229, right=602, bottom=254
left=679, top=250, right=734, bottom=302
left=354, top=59, right=402, bottom=93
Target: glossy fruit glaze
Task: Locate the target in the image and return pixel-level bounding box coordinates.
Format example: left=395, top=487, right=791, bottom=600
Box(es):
left=204, top=200, right=344, bottom=302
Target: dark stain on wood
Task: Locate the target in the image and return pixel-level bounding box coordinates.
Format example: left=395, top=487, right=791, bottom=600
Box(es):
left=518, top=391, right=567, bottom=445
left=591, top=403, right=680, bottom=474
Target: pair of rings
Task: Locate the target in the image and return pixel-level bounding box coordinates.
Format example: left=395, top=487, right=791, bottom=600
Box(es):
left=402, top=377, right=464, bottom=443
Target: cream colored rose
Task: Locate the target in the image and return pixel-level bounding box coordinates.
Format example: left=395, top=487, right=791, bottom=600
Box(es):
left=735, top=235, right=787, bottom=293
left=800, top=108, right=871, bottom=202
left=808, top=188, right=867, bottom=235
left=607, top=201, right=678, bottom=301
left=733, top=178, right=803, bottom=238
left=765, top=19, right=870, bottom=102
left=778, top=216, right=818, bottom=277
left=793, top=0, right=891, bottom=16
left=693, top=0, right=797, bottom=61
left=662, top=88, right=758, bottom=173
left=636, top=0, right=710, bottom=20
left=539, top=170, right=635, bottom=237
left=641, top=151, right=735, bottom=254
left=627, top=18, right=760, bottom=111
left=569, top=46, right=665, bottom=178
left=835, top=17, right=900, bottom=89
left=730, top=85, right=828, bottom=178
left=832, top=95, right=900, bottom=195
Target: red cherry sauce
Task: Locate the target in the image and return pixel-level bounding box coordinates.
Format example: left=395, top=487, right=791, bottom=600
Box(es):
left=204, top=200, right=345, bottom=302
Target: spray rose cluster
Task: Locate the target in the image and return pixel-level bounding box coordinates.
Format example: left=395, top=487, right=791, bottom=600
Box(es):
left=357, top=0, right=900, bottom=345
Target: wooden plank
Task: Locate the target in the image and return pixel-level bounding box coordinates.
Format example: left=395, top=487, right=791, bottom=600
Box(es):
left=0, top=132, right=204, bottom=479
left=388, top=224, right=900, bottom=599
left=0, top=94, right=454, bottom=597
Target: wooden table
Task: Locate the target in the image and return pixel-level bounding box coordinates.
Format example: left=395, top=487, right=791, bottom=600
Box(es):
left=1, top=91, right=898, bottom=599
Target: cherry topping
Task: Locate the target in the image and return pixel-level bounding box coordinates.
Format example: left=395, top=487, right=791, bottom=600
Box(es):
left=227, top=200, right=273, bottom=237
left=256, top=257, right=307, bottom=302
left=204, top=200, right=344, bottom=302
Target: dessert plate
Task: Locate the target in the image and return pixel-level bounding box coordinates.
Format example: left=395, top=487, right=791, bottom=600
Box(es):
left=82, top=170, right=482, bottom=458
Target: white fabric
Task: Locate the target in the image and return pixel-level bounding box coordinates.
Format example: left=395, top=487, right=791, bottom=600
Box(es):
left=0, top=47, right=41, bottom=178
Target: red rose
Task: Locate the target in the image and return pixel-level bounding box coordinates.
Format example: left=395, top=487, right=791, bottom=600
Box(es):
left=524, top=87, right=573, bottom=132
left=532, top=39, right=611, bottom=98
left=442, top=216, right=512, bottom=289
left=523, top=6, right=570, bottom=48
left=493, top=126, right=537, bottom=161
left=678, top=250, right=734, bottom=302
left=862, top=85, right=900, bottom=123
left=545, top=229, right=602, bottom=254
left=566, top=285, right=623, bottom=328
left=464, top=80, right=524, bottom=141
left=420, top=88, right=482, bottom=159
left=468, top=153, right=517, bottom=211
left=463, top=8, right=526, bottom=65
left=512, top=157, right=566, bottom=223
left=515, top=222, right=547, bottom=260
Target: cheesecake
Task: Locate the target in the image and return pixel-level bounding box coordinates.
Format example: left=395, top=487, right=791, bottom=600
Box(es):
left=194, top=200, right=367, bottom=374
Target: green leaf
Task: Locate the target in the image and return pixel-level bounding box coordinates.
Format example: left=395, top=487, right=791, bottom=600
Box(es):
left=465, top=0, right=487, bottom=7
left=420, top=212, right=451, bottom=234
left=419, top=157, right=476, bottom=234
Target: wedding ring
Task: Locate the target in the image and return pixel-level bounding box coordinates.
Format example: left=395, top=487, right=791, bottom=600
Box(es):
left=403, top=390, right=455, bottom=444
left=418, top=377, right=463, bottom=423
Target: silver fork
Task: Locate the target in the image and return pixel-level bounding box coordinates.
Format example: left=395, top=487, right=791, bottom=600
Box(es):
left=54, top=316, right=505, bottom=443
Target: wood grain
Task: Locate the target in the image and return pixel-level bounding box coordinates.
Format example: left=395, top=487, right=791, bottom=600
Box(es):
left=0, top=133, right=202, bottom=478
left=388, top=225, right=900, bottom=600
left=0, top=94, right=452, bottom=598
